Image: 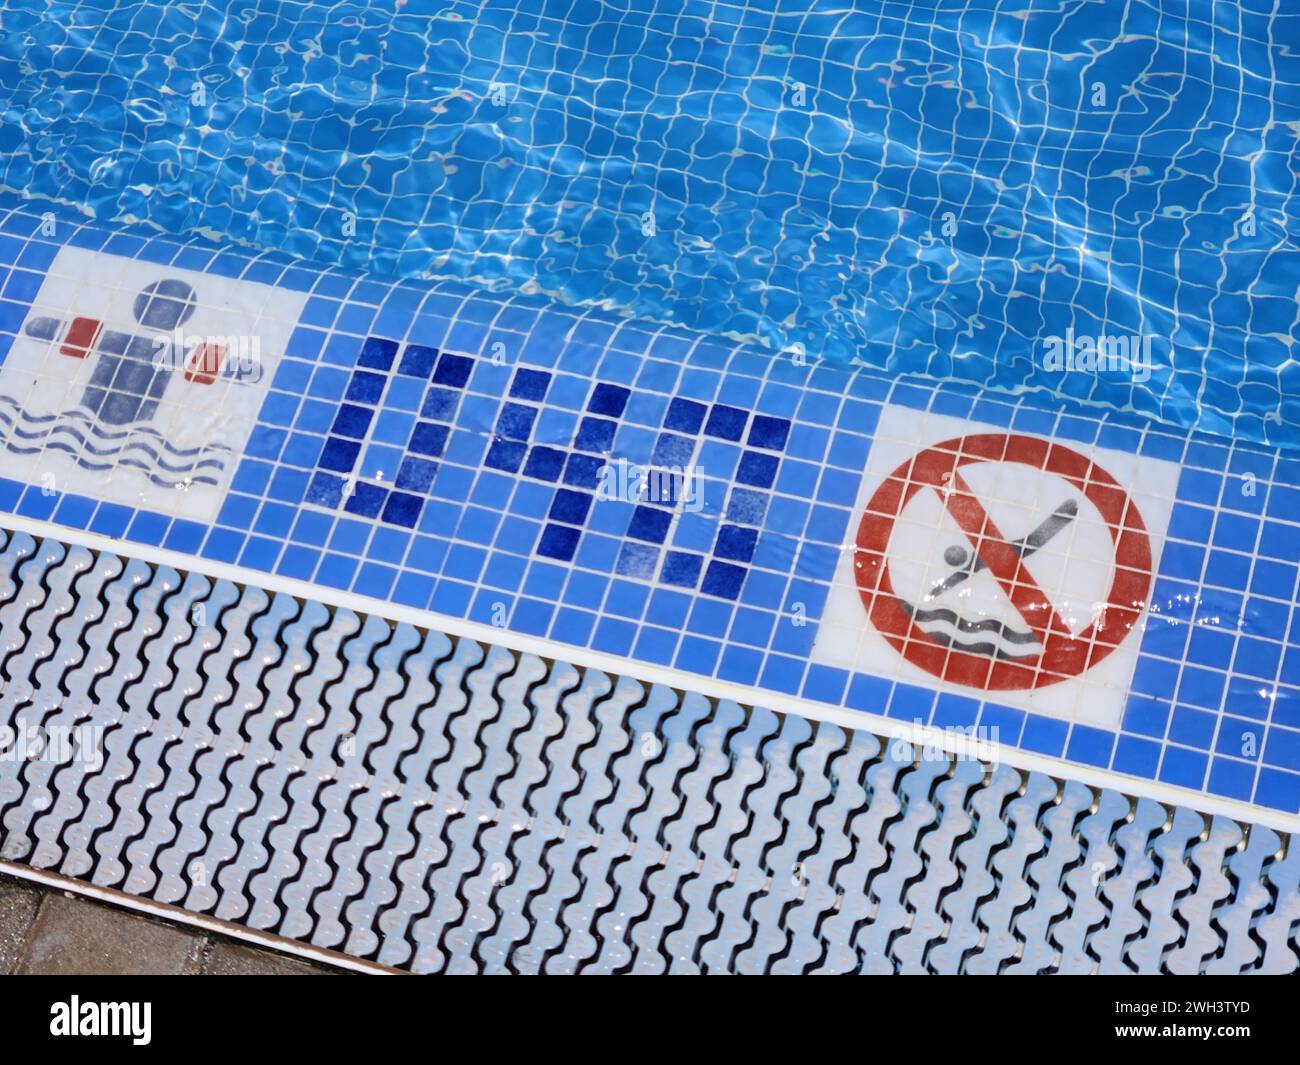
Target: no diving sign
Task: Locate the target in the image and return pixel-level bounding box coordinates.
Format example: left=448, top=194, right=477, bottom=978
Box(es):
left=810, top=408, right=1181, bottom=729
left=856, top=432, right=1151, bottom=690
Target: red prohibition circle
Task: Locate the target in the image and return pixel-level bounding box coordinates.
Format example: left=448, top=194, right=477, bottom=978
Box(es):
left=854, top=433, right=1153, bottom=691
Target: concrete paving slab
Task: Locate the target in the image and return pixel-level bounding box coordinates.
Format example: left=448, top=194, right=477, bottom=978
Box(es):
left=0, top=874, right=41, bottom=974
left=16, top=892, right=203, bottom=976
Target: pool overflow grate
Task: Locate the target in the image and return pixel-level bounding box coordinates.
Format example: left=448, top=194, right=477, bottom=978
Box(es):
left=0, top=528, right=1295, bottom=974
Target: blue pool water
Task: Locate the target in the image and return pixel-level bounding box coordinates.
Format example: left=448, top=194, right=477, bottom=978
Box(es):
left=0, top=0, right=1297, bottom=450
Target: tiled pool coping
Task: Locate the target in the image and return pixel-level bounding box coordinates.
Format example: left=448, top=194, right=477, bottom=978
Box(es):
left=0, top=192, right=1297, bottom=829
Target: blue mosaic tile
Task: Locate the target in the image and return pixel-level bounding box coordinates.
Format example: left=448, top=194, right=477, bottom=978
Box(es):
left=0, top=203, right=1297, bottom=821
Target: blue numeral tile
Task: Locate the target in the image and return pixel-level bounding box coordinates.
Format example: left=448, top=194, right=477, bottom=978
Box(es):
left=433, top=351, right=473, bottom=386
left=345, top=371, right=386, bottom=403
left=381, top=492, right=423, bottom=528
left=359, top=336, right=398, bottom=370
left=523, top=446, right=565, bottom=482
left=628, top=505, right=671, bottom=543
left=652, top=433, right=695, bottom=467
left=588, top=382, right=631, bottom=417
left=725, top=488, right=768, bottom=525
left=409, top=421, right=450, bottom=457
left=616, top=542, right=659, bottom=579
left=704, top=404, right=747, bottom=441
left=665, top=397, right=706, bottom=433
left=736, top=451, right=778, bottom=488
left=575, top=416, right=616, bottom=453
left=549, top=488, right=593, bottom=525
left=510, top=367, right=551, bottom=400
left=538, top=523, right=580, bottom=561
left=395, top=456, right=438, bottom=492
left=319, top=437, right=361, bottom=473
left=714, top=524, right=758, bottom=562
left=420, top=386, right=459, bottom=421
left=485, top=438, right=526, bottom=472
left=344, top=482, right=387, bottom=518
left=332, top=404, right=373, bottom=438
left=701, top=559, right=746, bottom=599
left=564, top=453, right=603, bottom=489
left=747, top=414, right=791, bottom=451
left=398, top=343, right=438, bottom=377
left=661, top=550, right=703, bottom=588
left=496, top=402, right=538, bottom=441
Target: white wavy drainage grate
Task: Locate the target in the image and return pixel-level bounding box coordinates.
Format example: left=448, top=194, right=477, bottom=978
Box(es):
left=0, top=528, right=1296, bottom=973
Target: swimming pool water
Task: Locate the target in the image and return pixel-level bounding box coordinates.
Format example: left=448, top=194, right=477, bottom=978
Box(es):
left=0, top=0, right=1297, bottom=446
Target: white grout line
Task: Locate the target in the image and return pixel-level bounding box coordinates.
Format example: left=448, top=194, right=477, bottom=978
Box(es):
left=4, top=509, right=1298, bottom=839
left=0, top=858, right=400, bottom=975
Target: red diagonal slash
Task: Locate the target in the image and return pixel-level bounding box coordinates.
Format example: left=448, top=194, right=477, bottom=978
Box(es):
left=939, top=472, right=1072, bottom=643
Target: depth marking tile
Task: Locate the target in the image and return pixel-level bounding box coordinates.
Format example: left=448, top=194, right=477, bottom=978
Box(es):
left=0, top=194, right=1297, bottom=821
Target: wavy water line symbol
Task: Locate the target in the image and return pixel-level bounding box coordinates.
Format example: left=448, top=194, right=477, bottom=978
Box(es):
left=0, top=395, right=230, bottom=489
left=899, top=497, right=1080, bottom=661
